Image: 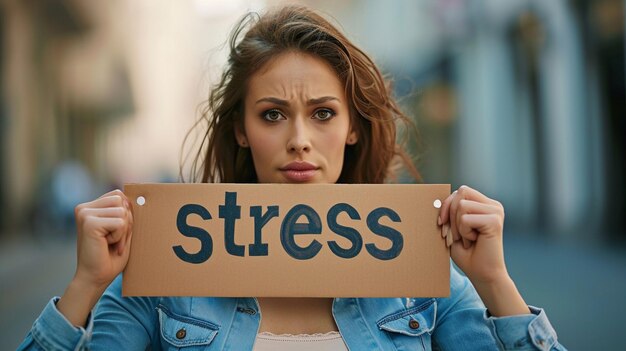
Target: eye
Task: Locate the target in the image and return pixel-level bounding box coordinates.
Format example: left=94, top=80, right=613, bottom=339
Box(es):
left=262, top=109, right=285, bottom=122
left=313, top=109, right=336, bottom=121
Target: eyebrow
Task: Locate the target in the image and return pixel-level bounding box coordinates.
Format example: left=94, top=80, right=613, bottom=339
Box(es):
left=255, top=96, right=340, bottom=106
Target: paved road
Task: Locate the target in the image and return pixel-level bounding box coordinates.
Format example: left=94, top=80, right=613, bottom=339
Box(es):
left=1, top=236, right=76, bottom=350
left=2, top=232, right=625, bottom=350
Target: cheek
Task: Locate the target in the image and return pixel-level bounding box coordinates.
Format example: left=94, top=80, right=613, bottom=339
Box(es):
left=248, top=133, right=277, bottom=162
left=326, top=134, right=347, bottom=154
left=252, top=141, right=275, bottom=157
left=318, top=129, right=348, bottom=165
left=244, top=124, right=283, bottom=175
left=244, top=117, right=270, bottom=152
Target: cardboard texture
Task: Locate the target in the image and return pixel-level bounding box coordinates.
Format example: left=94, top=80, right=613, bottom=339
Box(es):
left=123, top=183, right=450, bottom=297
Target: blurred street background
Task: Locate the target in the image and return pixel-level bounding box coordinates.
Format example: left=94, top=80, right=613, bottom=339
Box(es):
left=1, top=0, right=625, bottom=349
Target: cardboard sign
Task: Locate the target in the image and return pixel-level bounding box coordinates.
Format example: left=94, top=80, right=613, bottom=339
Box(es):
left=122, top=183, right=450, bottom=297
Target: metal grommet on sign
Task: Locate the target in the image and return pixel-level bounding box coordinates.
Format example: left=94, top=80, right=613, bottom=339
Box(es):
left=136, top=196, right=146, bottom=206
left=176, top=328, right=186, bottom=339
left=408, top=319, right=420, bottom=330
left=433, top=199, right=442, bottom=208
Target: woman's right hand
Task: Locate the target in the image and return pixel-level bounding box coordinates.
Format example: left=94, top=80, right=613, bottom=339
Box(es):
left=57, top=189, right=133, bottom=327
left=73, top=189, right=134, bottom=290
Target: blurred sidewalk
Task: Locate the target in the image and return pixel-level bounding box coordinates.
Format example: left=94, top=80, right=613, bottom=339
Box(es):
left=0, top=235, right=76, bottom=350
left=1, top=232, right=625, bottom=350
left=503, top=232, right=626, bottom=350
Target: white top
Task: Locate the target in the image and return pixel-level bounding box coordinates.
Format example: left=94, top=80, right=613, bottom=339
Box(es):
left=253, top=331, right=349, bottom=351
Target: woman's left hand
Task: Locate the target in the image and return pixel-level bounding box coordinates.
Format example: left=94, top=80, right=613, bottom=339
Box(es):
left=438, top=185, right=508, bottom=285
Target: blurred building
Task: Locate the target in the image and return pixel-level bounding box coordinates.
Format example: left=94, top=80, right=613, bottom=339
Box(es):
left=0, top=0, right=624, bottom=242
left=1, top=0, right=129, bottom=235
left=313, top=0, right=625, bottom=240
left=0, top=0, right=269, bottom=236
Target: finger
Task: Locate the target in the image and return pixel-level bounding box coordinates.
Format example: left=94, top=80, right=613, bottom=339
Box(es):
left=450, top=239, right=466, bottom=253
left=97, top=190, right=131, bottom=209
left=461, top=238, right=471, bottom=249
left=438, top=191, right=457, bottom=225
left=457, top=214, right=480, bottom=242
left=456, top=199, right=499, bottom=215
left=454, top=201, right=470, bottom=249
left=117, top=210, right=134, bottom=255
left=453, top=188, right=495, bottom=247
left=456, top=187, right=505, bottom=224
left=449, top=193, right=462, bottom=242
left=75, top=206, right=128, bottom=230
left=83, top=216, right=126, bottom=240
left=451, top=225, right=461, bottom=242
left=117, top=231, right=126, bottom=255
left=83, top=194, right=127, bottom=210
left=117, top=221, right=133, bottom=256
left=455, top=201, right=479, bottom=248
left=446, top=226, right=453, bottom=247
left=450, top=239, right=471, bottom=262
left=455, top=198, right=502, bottom=249
left=98, top=189, right=125, bottom=199
left=78, top=207, right=127, bottom=219
left=456, top=185, right=499, bottom=206
left=105, top=224, right=128, bottom=245
left=461, top=213, right=503, bottom=234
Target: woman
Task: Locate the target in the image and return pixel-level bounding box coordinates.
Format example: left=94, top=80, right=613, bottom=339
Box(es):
left=19, top=5, right=566, bottom=350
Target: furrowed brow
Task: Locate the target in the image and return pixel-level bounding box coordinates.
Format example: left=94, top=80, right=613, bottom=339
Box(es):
left=255, top=97, right=289, bottom=106
left=307, top=96, right=339, bottom=105
left=255, top=96, right=339, bottom=106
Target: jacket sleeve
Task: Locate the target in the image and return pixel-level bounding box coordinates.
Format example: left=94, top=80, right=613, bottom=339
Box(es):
left=16, top=297, right=94, bottom=351
left=432, top=264, right=567, bottom=351
left=486, top=306, right=567, bottom=351
left=17, top=274, right=159, bottom=351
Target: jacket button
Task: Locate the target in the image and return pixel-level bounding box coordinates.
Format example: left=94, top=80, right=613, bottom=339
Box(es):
left=176, top=328, right=186, bottom=339
left=408, top=319, right=420, bottom=329
left=237, top=307, right=257, bottom=315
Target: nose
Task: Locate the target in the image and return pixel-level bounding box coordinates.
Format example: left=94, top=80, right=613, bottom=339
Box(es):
left=286, top=118, right=311, bottom=154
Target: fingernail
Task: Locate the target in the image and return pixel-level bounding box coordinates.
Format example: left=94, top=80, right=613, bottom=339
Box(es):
left=446, top=232, right=453, bottom=247
left=441, top=223, right=447, bottom=238
left=462, top=238, right=470, bottom=249
left=437, top=216, right=442, bottom=226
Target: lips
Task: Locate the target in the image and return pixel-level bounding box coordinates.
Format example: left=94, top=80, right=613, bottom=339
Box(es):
left=279, top=161, right=319, bottom=182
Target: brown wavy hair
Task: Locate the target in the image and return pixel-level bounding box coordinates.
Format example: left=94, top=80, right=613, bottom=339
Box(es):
left=183, top=5, right=419, bottom=184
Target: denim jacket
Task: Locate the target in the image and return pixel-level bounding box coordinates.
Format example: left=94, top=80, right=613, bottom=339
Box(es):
left=19, top=264, right=566, bottom=351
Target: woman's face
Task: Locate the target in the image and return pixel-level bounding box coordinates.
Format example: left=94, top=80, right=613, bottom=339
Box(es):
left=238, top=51, right=357, bottom=184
